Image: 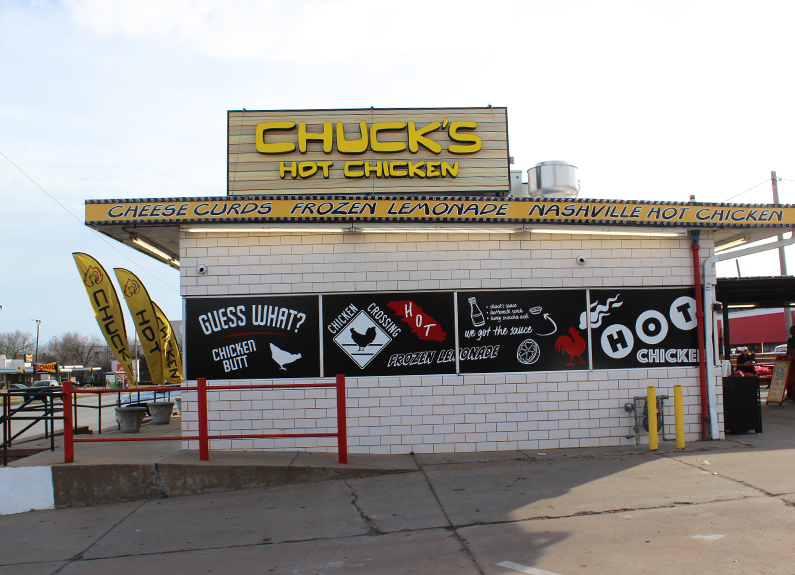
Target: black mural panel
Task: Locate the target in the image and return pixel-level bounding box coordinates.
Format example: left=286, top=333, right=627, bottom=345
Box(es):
left=456, top=290, right=589, bottom=373
left=323, top=292, right=456, bottom=377
left=185, top=296, right=320, bottom=380
left=589, top=288, right=699, bottom=369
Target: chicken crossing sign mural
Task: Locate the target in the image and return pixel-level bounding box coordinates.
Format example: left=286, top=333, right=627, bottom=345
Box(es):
left=332, top=310, right=393, bottom=368
left=323, top=292, right=456, bottom=377
left=185, top=295, right=320, bottom=380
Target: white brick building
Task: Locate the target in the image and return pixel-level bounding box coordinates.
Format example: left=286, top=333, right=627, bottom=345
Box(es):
left=84, top=107, right=794, bottom=455
left=173, top=228, right=715, bottom=453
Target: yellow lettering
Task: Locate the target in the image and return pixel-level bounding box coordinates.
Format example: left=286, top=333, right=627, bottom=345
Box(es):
left=256, top=122, right=296, bottom=154
left=370, top=122, right=407, bottom=152
left=298, top=121, right=333, bottom=153
left=279, top=162, right=298, bottom=179
left=298, top=161, right=318, bottom=178
left=408, top=161, right=425, bottom=178
left=317, top=161, right=333, bottom=178
left=336, top=121, right=368, bottom=154
left=344, top=161, right=364, bottom=178
left=363, top=161, right=384, bottom=177
left=389, top=161, right=408, bottom=177
left=448, top=121, right=482, bottom=154
left=408, top=121, right=442, bottom=154
left=441, top=161, right=459, bottom=177
left=426, top=161, right=441, bottom=177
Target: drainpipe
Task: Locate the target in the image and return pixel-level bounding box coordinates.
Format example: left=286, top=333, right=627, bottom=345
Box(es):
left=691, top=231, right=710, bottom=440
left=702, top=231, right=795, bottom=440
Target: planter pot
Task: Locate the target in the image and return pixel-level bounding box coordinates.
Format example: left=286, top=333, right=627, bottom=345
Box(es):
left=147, top=401, right=175, bottom=425
left=115, top=407, right=148, bottom=433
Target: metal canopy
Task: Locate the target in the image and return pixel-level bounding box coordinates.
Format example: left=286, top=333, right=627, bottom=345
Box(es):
left=85, top=200, right=792, bottom=265
left=715, top=276, right=795, bottom=308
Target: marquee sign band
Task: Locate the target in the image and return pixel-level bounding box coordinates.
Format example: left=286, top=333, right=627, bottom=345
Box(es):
left=86, top=196, right=795, bottom=228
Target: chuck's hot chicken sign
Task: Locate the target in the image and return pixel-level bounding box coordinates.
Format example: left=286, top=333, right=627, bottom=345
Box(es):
left=227, top=107, right=510, bottom=196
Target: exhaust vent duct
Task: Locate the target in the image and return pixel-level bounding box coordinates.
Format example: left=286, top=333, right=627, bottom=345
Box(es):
left=527, top=161, right=579, bottom=198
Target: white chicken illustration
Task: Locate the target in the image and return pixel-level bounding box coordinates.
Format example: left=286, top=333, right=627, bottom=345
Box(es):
left=270, top=343, right=302, bottom=370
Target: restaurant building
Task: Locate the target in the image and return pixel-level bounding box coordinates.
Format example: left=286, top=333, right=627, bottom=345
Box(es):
left=85, top=107, right=795, bottom=453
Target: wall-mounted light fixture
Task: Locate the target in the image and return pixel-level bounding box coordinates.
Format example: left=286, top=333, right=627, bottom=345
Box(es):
left=526, top=227, right=685, bottom=238
left=184, top=225, right=351, bottom=234
left=185, top=224, right=687, bottom=238
left=714, top=234, right=749, bottom=253
left=727, top=304, right=756, bottom=309
left=130, top=234, right=180, bottom=269
left=355, top=226, right=517, bottom=234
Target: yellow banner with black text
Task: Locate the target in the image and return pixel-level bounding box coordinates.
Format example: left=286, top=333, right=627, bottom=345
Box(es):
left=72, top=253, right=137, bottom=386
left=86, top=197, right=795, bottom=227
left=114, top=268, right=165, bottom=387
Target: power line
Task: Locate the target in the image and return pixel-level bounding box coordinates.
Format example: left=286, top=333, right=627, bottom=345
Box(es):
left=0, top=150, right=179, bottom=292
left=722, top=179, right=770, bottom=202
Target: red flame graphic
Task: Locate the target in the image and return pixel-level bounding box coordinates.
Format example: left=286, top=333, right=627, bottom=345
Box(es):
left=124, top=278, right=141, bottom=297
left=83, top=266, right=103, bottom=287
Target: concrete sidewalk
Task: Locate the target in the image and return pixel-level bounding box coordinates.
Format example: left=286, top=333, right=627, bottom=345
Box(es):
left=0, top=401, right=794, bottom=574
left=5, top=416, right=418, bottom=509
left=5, top=396, right=795, bottom=509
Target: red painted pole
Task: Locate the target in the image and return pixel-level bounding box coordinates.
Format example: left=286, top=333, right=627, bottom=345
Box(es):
left=197, top=378, right=209, bottom=461
left=336, top=374, right=348, bottom=464
left=691, top=242, right=710, bottom=440
left=63, top=380, right=74, bottom=463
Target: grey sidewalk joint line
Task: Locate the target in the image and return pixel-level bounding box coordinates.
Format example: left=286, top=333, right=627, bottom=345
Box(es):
left=49, top=499, right=148, bottom=574
left=415, top=454, right=486, bottom=575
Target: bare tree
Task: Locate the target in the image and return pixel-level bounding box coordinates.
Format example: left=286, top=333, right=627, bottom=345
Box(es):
left=44, top=332, right=104, bottom=366
left=0, top=330, right=34, bottom=359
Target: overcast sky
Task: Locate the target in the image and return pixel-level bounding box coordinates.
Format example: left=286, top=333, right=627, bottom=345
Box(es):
left=2, top=0, right=795, bottom=344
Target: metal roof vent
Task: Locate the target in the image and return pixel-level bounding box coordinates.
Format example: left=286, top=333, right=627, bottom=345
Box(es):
left=527, top=161, right=579, bottom=198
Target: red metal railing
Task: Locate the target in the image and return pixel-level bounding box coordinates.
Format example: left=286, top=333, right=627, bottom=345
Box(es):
left=63, top=374, right=348, bottom=464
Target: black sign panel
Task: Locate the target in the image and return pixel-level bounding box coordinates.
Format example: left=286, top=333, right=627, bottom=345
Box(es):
left=185, top=296, right=320, bottom=380
left=456, top=290, right=589, bottom=373
left=589, top=288, right=699, bottom=369
left=323, top=292, right=456, bottom=377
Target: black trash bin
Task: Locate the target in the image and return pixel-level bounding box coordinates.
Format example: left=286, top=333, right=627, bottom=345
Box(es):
left=722, top=376, right=762, bottom=434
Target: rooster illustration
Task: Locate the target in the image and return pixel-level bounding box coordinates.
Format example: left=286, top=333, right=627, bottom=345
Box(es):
left=555, top=327, right=587, bottom=366
left=270, top=343, right=302, bottom=370
left=350, top=326, right=377, bottom=351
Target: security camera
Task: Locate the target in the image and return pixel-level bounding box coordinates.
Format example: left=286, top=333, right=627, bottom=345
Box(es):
left=576, top=256, right=587, bottom=265
left=196, top=264, right=208, bottom=275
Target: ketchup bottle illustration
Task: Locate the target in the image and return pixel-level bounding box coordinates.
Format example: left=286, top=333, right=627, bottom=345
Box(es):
left=468, top=297, right=485, bottom=327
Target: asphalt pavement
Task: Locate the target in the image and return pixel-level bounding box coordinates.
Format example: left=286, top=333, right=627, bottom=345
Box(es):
left=1, top=397, right=795, bottom=574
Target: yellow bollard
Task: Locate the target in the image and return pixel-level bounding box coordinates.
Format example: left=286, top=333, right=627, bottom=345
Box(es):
left=647, top=386, right=658, bottom=451
left=674, top=385, right=685, bottom=449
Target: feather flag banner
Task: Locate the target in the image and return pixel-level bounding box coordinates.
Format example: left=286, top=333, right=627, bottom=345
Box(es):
left=113, top=268, right=165, bottom=386
left=153, top=301, right=183, bottom=383
left=72, top=253, right=137, bottom=386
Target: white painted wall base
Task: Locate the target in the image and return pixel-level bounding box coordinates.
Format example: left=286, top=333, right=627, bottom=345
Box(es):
left=0, top=466, right=54, bottom=515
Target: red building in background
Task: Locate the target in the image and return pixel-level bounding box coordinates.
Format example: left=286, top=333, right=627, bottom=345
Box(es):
left=718, top=308, right=794, bottom=353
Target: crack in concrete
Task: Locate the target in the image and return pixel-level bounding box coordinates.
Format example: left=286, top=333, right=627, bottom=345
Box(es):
left=344, top=479, right=383, bottom=535
left=661, top=452, right=788, bottom=498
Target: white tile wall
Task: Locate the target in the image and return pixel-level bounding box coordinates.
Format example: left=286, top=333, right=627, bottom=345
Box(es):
left=180, top=230, right=721, bottom=453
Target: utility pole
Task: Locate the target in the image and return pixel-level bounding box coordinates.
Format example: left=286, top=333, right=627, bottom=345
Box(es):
left=772, top=171, right=792, bottom=333
left=32, top=319, right=41, bottom=383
